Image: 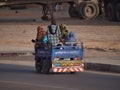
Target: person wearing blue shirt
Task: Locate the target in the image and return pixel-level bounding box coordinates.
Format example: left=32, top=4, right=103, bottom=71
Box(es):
left=65, top=32, right=77, bottom=46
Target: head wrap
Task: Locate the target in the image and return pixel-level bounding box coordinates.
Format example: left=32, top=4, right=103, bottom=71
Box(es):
left=36, top=26, right=46, bottom=41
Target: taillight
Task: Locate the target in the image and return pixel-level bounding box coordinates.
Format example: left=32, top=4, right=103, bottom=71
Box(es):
left=75, top=58, right=80, bottom=60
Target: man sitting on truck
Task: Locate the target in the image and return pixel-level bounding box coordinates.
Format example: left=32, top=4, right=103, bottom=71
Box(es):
left=44, top=19, right=62, bottom=46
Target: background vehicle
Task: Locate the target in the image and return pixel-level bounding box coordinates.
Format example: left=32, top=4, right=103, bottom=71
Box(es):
left=66, top=0, right=120, bottom=21
left=103, top=0, right=120, bottom=21
left=0, top=0, right=119, bottom=21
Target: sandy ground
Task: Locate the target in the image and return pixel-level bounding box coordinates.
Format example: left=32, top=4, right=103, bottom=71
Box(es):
left=0, top=5, right=120, bottom=59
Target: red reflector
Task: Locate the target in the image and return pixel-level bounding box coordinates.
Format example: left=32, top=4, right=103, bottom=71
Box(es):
left=75, top=58, right=80, bottom=60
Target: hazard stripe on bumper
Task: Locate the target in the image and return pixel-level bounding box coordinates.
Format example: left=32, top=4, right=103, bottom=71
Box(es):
left=52, top=66, right=84, bottom=72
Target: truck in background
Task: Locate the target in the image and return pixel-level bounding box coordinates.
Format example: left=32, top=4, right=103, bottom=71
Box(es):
left=103, top=0, right=120, bottom=21
left=0, top=0, right=119, bottom=21
left=67, top=0, right=120, bottom=21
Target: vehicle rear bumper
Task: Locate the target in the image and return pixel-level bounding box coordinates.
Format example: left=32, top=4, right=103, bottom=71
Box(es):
left=52, top=62, right=84, bottom=72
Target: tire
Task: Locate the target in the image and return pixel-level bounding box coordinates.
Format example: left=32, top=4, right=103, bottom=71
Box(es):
left=78, top=2, right=99, bottom=19
left=98, top=1, right=104, bottom=15
left=68, top=5, right=78, bottom=18
left=116, top=4, right=120, bottom=21
left=106, top=3, right=117, bottom=21
left=35, top=60, right=42, bottom=73
left=41, top=58, right=51, bottom=74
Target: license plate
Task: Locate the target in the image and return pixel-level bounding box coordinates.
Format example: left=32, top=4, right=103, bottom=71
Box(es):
left=54, top=60, right=81, bottom=67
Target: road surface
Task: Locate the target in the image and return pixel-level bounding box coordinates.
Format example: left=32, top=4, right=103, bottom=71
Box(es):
left=0, top=56, right=120, bottom=90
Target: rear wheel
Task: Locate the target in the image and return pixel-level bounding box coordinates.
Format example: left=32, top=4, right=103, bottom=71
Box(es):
left=68, top=5, right=78, bottom=18
left=116, top=4, right=120, bottom=21
left=42, top=58, right=51, bottom=74
left=78, top=2, right=99, bottom=19
left=106, top=3, right=116, bottom=21
left=35, top=60, right=42, bottom=73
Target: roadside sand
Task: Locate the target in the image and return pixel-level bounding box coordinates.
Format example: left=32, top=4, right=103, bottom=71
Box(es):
left=0, top=5, right=120, bottom=58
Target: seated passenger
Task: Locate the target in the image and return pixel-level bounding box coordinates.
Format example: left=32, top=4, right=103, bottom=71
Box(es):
left=35, top=26, right=46, bottom=48
left=65, top=32, right=77, bottom=46
left=36, top=26, right=46, bottom=42
left=59, top=24, right=69, bottom=40
left=45, top=19, right=62, bottom=46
